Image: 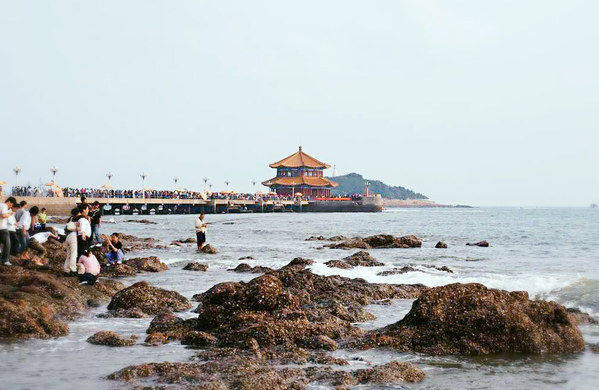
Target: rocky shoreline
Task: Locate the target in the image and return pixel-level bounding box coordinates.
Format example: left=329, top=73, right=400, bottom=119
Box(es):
left=1, top=231, right=597, bottom=388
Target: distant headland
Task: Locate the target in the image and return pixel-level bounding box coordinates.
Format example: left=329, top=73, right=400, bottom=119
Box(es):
left=327, top=173, right=470, bottom=208
left=327, top=173, right=427, bottom=199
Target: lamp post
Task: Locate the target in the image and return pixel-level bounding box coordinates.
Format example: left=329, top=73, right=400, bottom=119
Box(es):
left=13, top=166, right=20, bottom=187
left=50, top=166, right=58, bottom=183
left=173, top=177, right=179, bottom=198
left=140, top=172, right=147, bottom=198
left=225, top=180, right=230, bottom=190
left=202, top=177, right=209, bottom=190
left=106, top=172, right=113, bottom=182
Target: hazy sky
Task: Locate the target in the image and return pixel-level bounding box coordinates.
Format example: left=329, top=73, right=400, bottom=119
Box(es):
left=1, top=1, right=598, bottom=206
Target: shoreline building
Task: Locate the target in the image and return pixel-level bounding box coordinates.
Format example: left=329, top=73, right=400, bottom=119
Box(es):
left=262, top=147, right=339, bottom=198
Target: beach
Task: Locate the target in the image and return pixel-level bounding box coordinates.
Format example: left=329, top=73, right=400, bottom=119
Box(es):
left=1, top=207, right=598, bottom=389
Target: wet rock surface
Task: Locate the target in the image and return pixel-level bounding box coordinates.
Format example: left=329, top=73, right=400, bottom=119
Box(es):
left=124, top=256, right=169, bottom=273
left=323, top=234, right=422, bottom=249
left=183, top=262, right=209, bottom=272
left=566, top=307, right=599, bottom=325
left=363, top=283, right=585, bottom=355
left=124, top=219, right=157, bottom=224
left=325, top=251, right=384, bottom=269
left=171, top=237, right=197, bottom=246
left=466, top=240, right=490, bottom=247
left=107, top=354, right=424, bottom=388
left=229, top=263, right=273, bottom=273
left=306, top=235, right=347, bottom=242
left=377, top=264, right=453, bottom=276
left=107, top=281, right=191, bottom=317
left=199, top=244, right=218, bottom=254
left=0, top=265, right=123, bottom=340
left=183, top=259, right=425, bottom=350
left=435, top=241, right=448, bottom=248
left=87, top=331, right=136, bottom=347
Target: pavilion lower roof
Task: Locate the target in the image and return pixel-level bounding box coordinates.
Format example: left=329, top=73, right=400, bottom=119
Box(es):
left=262, top=176, right=339, bottom=188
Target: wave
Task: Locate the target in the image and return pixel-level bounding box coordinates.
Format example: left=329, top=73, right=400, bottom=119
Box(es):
left=309, top=263, right=599, bottom=315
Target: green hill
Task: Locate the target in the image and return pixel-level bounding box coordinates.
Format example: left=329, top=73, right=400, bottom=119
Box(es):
left=327, top=173, right=428, bottom=200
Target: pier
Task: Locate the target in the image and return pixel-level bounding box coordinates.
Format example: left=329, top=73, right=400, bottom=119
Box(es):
left=1, top=195, right=382, bottom=216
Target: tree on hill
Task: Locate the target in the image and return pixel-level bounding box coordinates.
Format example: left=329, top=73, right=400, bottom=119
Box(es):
left=327, top=173, right=428, bottom=200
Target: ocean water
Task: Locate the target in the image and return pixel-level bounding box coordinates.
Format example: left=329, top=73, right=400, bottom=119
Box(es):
left=1, top=207, right=598, bottom=389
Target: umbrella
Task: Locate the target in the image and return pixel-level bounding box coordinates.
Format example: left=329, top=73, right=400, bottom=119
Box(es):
left=0, top=181, right=7, bottom=186
left=101, top=184, right=112, bottom=189
left=45, top=182, right=55, bottom=186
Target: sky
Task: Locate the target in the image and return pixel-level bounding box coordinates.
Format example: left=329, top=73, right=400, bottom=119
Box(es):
left=1, top=1, right=598, bottom=206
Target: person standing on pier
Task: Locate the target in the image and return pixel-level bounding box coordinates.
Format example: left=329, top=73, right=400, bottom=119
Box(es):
left=195, top=213, right=208, bottom=250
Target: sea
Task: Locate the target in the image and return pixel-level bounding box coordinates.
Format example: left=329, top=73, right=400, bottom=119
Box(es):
left=1, top=207, right=598, bottom=389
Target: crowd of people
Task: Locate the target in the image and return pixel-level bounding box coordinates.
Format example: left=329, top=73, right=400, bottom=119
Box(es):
left=0, top=196, right=124, bottom=285
left=10, top=185, right=300, bottom=201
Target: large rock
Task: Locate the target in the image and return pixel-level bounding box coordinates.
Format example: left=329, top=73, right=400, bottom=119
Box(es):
left=190, top=259, right=425, bottom=349
left=101, top=264, right=137, bottom=278
left=228, top=263, right=273, bottom=274
left=199, top=244, right=218, bottom=254
left=325, top=234, right=422, bottom=249
left=107, top=357, right=423, bottom=388
left=107, top=281, right=191, bottom=317
left=325, top=251, right=384, bottom=269
left=87, top=331, right=136, bottom=347
left=124, top=257, right=168, bottom=273
left=365, top=283, right=585, bottom=355
left=435, top=241, right=448, bottom=248
left=183, top=262, right=209, bottom=272
left=0, top=265, right=123, bottom=340
left=466, top=241, right=490, bottom=247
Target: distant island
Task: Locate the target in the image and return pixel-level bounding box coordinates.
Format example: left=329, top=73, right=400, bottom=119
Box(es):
left=327, top=173, right=427, bottom=199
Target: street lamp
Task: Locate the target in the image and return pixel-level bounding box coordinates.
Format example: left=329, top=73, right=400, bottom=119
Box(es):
left=202, top=177, right=209, bottom=190
left=225, top=180, right=230, bottom=190
left=106, top=172, right=113, bottom=182
left=13, top=166, right=20, bottom=187
left=50, top=166, right=58, bottom=182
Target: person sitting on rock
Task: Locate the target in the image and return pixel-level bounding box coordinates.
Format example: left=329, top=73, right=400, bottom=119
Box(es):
left=77, top=249, right=100, bottom=285
left=104, top=233, right=124, bottom=265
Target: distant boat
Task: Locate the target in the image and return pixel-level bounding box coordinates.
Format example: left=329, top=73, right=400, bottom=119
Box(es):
left=592, top=203, right=598, bottom=209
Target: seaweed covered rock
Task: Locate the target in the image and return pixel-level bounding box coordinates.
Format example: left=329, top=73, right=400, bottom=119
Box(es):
left=183, top=262, right=209, bottom=272
left=466, top=241, right=490, bottom=247
left=377, top=264, right=453, bottom=276
left=435, top=241, right=448, bottom=248
left=124, top=257, right=168, bottom=273
left=325, top=234, right=422, bottom=249
left=199, top=244, right=218, bottom=254
left=144, top=332, right=169, bottom=346
left=0, top=265, right=123, bottom=340
left=191, top=259, right=425, bottom=349
left=364, top=283, right=585, bottom=355
left=228, top=263, right=273, bottom=274
left=101, top=263, right=137, bottom=278
left=107, top=357, right=424, bottom=388
left=87, top=331, right=136, bottom=347
left=325, top=251, right=384, bottom=269
left=107, top=281, right=191, bottom=317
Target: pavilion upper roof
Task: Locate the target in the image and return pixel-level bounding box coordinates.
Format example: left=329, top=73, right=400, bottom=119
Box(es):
left=269, top=146, right=331, bottom=169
